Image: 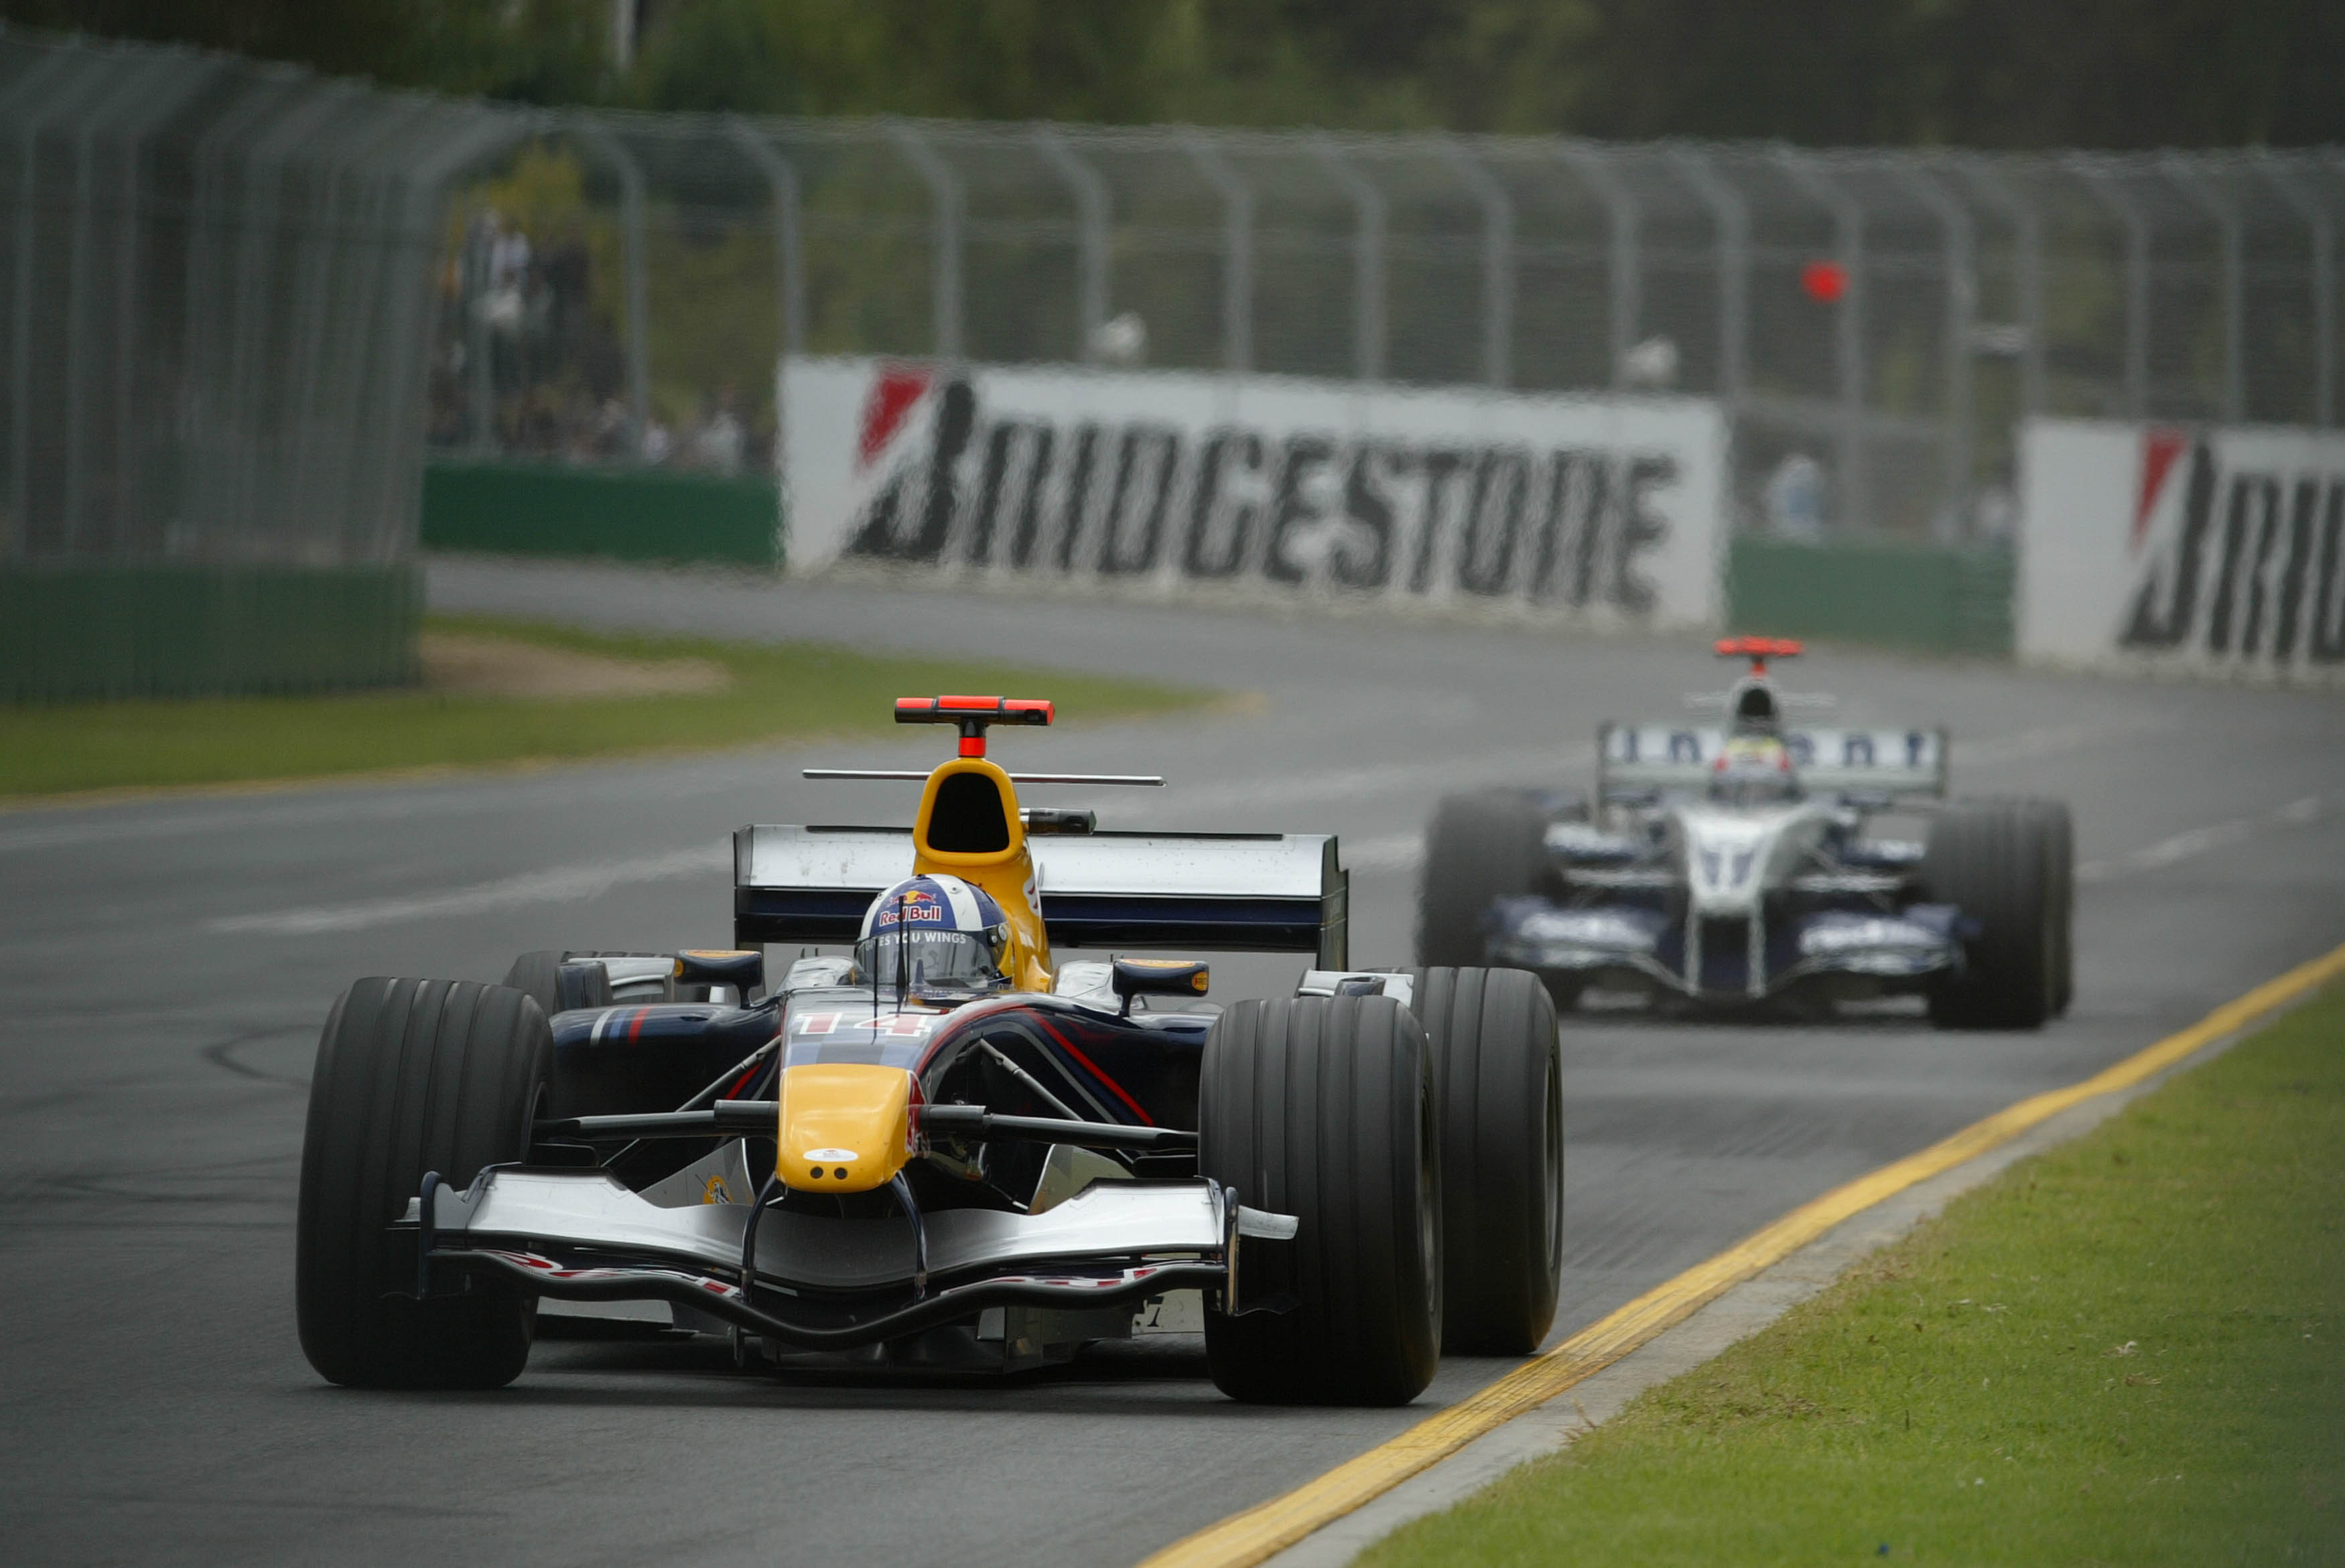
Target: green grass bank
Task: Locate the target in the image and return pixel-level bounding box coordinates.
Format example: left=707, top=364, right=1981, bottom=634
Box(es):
left=1365, top=982, right=2345, bottom=1567
left=0, top=615, right=1206, bottom=799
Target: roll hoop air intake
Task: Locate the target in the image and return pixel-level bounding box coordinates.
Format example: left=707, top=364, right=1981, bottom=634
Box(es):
left=894, top=695, right=1054, bottom=758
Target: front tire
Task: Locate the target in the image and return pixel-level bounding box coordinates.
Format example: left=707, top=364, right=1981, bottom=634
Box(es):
left=1416, top=790, right=1549, bottom=968
left=1923, top=800, right=2060, bottom=1030
left=296, top=978, right=552, bottom=1388
left=1410, top=967, right=1563, bottom=1354
left=1199, top=995, right=1441, bottom=1405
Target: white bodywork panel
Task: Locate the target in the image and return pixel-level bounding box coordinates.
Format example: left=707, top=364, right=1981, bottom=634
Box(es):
left=1672, top=802, right=1834, bottom=916
left=429, top=1167, right=1225, bottom=1293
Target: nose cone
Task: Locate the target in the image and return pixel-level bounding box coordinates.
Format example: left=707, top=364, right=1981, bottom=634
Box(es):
left=777, top=1064, right=915, bottom=1193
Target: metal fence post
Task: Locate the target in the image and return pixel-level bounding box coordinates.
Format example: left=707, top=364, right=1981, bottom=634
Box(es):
left=1445, top=137, right=1513, bottom=388
left=2261, top=155, right=2336, bottom=427
left=1562, top=143, right=1639, bottom=391
left=226, top=82, right=366, bottom=547
left=179, top=70, right=308, bottom=551
left=2167, top=157, right=2244, bottom=423
left=464, top=204, right=494, bottom=453
left=888, top=121, right=963, bottom=362
left=1958, top=159, right=2047, bottom=419
left=62, top=52, right=187, bottom=553
left=109, top=56, right=229, bottom=555
left=1902, top=163, right=1977, bottom=533
left=582, top=124, right=651, bottom=454
left=1674, top=149, right=1747, bottom=407
left=728, top=115, right=804, bottom=549
left=1779, top=149, right=1867, bottom=530
left=1316, top=137, right=1386, bottom=382
left=1036, top=127, right=1108, bottom=364
left=2072, top=159, right=2149, bottom=419
left=300, top=98, right=440, bottom=561
left=283, top=97, right=431, bottom=558
left=1184, top=133, right=1252, bottom=374
left=728, top=117, right=805, bottom=359
left=374, top=109, right=525, bottom=557
left=7, top=50, right=118, bottom=555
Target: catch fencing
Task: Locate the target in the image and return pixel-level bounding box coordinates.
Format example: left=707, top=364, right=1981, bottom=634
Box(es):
left=441, top=117, right=2345, bottom=547
left=0, top=29, right=521, bottom=697
left=10, top=25, right=2345, bottom=695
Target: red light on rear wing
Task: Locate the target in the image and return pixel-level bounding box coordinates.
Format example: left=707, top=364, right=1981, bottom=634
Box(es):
left=894, top=695, right=1054, bottom=756
left=1713, top=636, right=1804, bottom=674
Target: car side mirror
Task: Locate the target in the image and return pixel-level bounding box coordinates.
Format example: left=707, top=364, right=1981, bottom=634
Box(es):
left=1110, top=958, right=1209, bottom=1016
left=675, top=948, right=765, bottom=1004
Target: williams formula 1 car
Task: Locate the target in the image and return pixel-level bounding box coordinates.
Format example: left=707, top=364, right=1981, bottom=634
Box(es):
left=297, top=697, right=1563, bottom=1403
left=1415, top=638, right=2074, bottom=1028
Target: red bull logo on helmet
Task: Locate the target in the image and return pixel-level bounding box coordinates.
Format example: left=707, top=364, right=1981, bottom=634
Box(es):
left=871, top=886, right=946, bottom=929
left=860, top=875, right=1003, bottom=940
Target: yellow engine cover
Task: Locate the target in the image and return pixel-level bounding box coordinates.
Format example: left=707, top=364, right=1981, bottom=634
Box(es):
left=776, top=1064, right=915, bottom=1194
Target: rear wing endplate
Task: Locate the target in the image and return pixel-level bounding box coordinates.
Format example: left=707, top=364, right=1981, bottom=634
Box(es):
left=733, top=827, right=1349, bottom=968
left=1598, top=723, right=1948, bottom=800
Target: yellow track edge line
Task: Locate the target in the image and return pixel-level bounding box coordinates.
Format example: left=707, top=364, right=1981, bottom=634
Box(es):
left=1138, top=938, right=2345, bottom=1568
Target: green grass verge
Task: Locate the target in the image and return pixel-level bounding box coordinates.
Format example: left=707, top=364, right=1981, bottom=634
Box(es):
left=1365, top=983, right=2345, bottom=1567
left=0, top=614, right=1209, bottom=798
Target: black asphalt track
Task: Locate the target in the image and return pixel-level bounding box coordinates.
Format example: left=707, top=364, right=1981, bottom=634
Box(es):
left=3, top=557, right=2341, bottom=1566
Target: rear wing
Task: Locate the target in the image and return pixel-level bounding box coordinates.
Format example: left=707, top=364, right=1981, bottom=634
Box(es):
left=1597, top=723, right=1948, bottom=801
left=733, top=826, right=1349, bottom=967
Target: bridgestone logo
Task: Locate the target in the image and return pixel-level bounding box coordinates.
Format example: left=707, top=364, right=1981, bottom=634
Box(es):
left=848, top=378, right=1680, bottom=610
left=2122, top=437, right=2345, bottom=666
left=783, top=358, right=1729, bottom=626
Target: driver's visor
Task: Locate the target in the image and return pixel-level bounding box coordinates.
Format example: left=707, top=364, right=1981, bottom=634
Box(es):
left=853, top=928, right=1003, bottom=993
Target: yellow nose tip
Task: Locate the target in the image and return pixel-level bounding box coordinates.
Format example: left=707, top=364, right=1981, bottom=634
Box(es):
left=777, top=1064, right=915, bottom=1194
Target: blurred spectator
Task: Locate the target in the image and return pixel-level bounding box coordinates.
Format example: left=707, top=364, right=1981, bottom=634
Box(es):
left=1622, top=336, right=1678, bottom=390
left=1973, top=484, right=2017, bottom=543
left=592, top=398, right=630, bottom=459
left=1091, top=311, right=1147, bottom=366
left=1763, top=453, right=1828, bottom=542
left=687, top=384, right=746, bottom=473
left=641, top=418, right=674, bottom=464
left=541, top=221, right=591, bottom=348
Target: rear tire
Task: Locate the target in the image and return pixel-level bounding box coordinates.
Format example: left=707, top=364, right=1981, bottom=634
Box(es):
left=1922, top=800, right=2060, bottom=1030
left=500, top=950, right=616, bottom=1018
left=296, top=978, right=553, bottom=1388
left=1417, top=790, right=1549, bottom=968
left=2031, top=799, right=2076, bottom=1016
left=1199, top=995, right=1440, bottom=1405
left=1409, top=967, right=1563, bottom=1354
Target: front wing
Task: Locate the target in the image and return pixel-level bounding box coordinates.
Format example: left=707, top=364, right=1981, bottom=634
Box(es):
left=405, top=1166, right=1293, bottom=1350
left=1487, top=895, right=1961, bottom=1000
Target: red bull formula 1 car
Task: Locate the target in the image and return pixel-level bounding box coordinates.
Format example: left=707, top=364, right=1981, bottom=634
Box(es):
left=296, top=698, right=1563, bottom=1403
left=1416, top=639, right=2074, bottom=1028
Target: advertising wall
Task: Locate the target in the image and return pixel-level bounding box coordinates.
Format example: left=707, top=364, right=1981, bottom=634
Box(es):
left=2019, top=418, right=2345, bottom=678
left=781, top=357, right=1729, bottom=627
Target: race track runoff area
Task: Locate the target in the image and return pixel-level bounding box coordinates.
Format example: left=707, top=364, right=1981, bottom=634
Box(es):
left=3, top=556, right=2342, bottom=1568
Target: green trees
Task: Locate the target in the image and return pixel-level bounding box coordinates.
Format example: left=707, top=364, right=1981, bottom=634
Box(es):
left=7, top=0, right=2341, bottom=148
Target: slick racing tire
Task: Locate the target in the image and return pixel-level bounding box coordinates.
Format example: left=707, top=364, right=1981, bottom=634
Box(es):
left=1199, top=995, right=1440, bottom=1405
left=297, top=978, right=553, bottom=1388
left=500, top=950, right=617, bottom=1019
left=1417, top=790, right=1550, bottom=969
left=1409, top=967, right=1563, bottom=1355
left=2032, top=799, right=2077, bottom=1017
left=557, top=949, right=749, bottom=1005
left=1922, top=800, right=2060, bottom=1030
left=565, top=949, right=677, bottom=1003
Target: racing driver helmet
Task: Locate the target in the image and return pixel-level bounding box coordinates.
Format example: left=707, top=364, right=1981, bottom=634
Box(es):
left=1708, top=735, right=1800, bottom=806
left=853, top=874, right=1012, bottom=996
